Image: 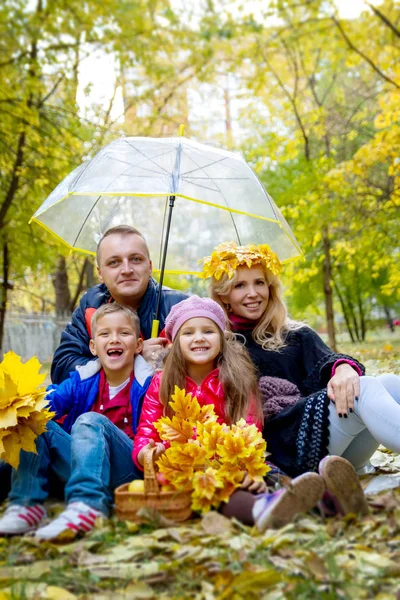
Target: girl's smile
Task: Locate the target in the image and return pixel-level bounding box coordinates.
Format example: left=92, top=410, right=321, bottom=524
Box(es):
left=179, top=317, right=221, bottom=369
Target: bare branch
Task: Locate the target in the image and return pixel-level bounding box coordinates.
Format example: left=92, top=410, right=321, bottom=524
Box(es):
left=332, top=15, right=399, bottom=89
left=366, top=2, right=400, bottom=38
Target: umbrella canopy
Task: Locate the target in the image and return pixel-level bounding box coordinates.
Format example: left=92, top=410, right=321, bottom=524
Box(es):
left=31, top=136, right=302, bottom=274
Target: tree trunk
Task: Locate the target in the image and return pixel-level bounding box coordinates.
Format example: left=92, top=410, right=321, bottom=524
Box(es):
left=0, top=242, right=10, bottom=355
left=334, top=281, right=355, bottom=343
left=322, top=228, right=337, bottom=351
left=52, top=256, right=71, bottom=317
left=355, top=269, right=367, bottom=341
left=383, top=305, right=394, bottom=332
left=84, top=257, right=97, bottom=289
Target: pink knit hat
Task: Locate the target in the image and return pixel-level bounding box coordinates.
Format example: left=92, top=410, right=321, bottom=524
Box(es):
left=165, top=296, right=227, bottom=341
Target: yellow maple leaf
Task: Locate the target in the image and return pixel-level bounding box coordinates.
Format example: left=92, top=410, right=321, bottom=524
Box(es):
left=29, top=410, right=54, bottom=436
left=0, top=404, right=18, bottom=429
left=2, top=430, right=22, bottom=469
left=217, top=433, right=252, bottom=464
left=0, top=352, right=46, bottom=397
left=197, top=422, right=225, bottom=458
left=192, top=467, right=223, bottom=501
left=154, top=415, right=194, bottom=443
left=0, top=371, right=18, bottom=409
left=18, top=424, right=38, bottom=454
left=166, top=440, right=206, bottom=468
left=0, top=353, right=53, bottom=469
left=213, top=470, right=244, bottom=504
left=169, top=386, right=202, bottom=421
left=191, top=493, right=213, bottom=513
left=242, top=450, right=270, bottom=480
left=198, top=403, right=218, bottom=424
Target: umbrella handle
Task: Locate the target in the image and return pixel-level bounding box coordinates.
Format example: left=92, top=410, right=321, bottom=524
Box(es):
left=151, top=320, right=160, bottom=338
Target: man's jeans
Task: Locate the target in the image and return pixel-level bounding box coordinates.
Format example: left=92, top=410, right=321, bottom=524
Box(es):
left=9, top=413, right=143, bottom=516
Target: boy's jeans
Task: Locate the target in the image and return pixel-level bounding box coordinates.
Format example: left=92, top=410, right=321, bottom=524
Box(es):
left=9, top=412, right=143, bottom=516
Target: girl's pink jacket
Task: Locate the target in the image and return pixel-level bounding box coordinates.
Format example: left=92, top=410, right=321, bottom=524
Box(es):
left=132, top=368, right=261, bottom=469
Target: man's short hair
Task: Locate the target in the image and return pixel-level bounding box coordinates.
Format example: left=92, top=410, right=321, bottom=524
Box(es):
left=91, top=303, right=140, bottom=337
left=96, top=225, right=150, bottom=264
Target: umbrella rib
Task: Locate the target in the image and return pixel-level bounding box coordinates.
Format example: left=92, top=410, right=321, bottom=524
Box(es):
left=72, top=195, right=102, bottom=248
left=112, top=147, right=179, bottom=176
left=184, top=153, right=241, bottom=244
left=107, top=157, right=170, bottom=178
left=181, top=155, right=230, bottom=176
left=100, top=147, right=176, bottom=193
left=124, top=140, right=172, bottom=176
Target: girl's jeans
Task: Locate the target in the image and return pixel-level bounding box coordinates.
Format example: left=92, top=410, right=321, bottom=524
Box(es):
left=328, top=374, right=400, bottom=469
left=9, top=412, right=143, bottom=515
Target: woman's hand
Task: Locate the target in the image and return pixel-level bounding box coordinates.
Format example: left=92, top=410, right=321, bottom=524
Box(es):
left=240, top=473, right=267, bottom=494
left=137, top=439, right=166, bottom=466
left=327, top=363, right=360, bottom=417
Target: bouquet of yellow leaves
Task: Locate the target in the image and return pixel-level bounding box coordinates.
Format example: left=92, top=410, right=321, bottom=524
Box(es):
left=154, top=386, right=270, bottom=513
left=0, top=351, right=54, bottom=469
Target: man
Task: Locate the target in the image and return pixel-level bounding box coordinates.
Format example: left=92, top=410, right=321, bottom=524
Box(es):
left=51, top=225, right=188, bottom=384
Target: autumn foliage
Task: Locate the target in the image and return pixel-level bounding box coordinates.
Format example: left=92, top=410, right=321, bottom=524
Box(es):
left=0, top=352, right=54, bottom=469
left=154, top=387, right=269, bottom=513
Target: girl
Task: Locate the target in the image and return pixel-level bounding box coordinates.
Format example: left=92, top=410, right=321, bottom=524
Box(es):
left=205, top=242, right=400, bottom=481
left=133, top=296, right=363, bottom=531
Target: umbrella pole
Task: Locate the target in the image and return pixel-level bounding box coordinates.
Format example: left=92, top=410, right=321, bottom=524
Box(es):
left=151, top=195, right=175, bottom=337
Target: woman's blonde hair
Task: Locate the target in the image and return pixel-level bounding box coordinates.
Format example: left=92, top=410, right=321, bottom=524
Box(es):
left=159, top=328, right=262, bottom=424
left=210, top=265, right=302, bottom=351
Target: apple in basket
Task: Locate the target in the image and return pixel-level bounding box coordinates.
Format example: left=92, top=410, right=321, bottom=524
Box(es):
left=156, top=472, right=169, bottom=486
left=128, top=480, right=145, bottom=493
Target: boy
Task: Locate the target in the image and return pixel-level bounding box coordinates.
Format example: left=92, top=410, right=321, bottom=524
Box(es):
left=0, top=304, right=153, bottom=540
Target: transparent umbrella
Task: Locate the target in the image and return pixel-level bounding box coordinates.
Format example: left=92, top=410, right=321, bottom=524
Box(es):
left=31, top=134, right=302, bottom=331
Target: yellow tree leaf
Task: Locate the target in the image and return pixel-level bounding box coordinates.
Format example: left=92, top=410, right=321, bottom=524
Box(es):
left=2, top=431, right=22, bottom=469
left=154, top=415, right=194, bottom=443
left=0, top=352, right=46, bottom=397
left=169, top=386, right=201, bottom=421
left=217, top=433, right=251, bottom=464
left=192, top=467, right=223, bottom=501
left=18, top=424, right=38, bottom=454
left=0, top=371, right=18, bottom=408
left=0, top=405, right=18, bottom=428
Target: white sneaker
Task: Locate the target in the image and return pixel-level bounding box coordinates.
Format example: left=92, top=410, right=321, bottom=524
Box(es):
left=35, top=502, right=104, bottom=541
left=0, top=504, right=46, bottom=536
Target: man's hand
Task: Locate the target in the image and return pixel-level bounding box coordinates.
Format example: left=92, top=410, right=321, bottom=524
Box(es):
left=142, top=338, right=169, bottom=363
left=327, top=363, right=360, bottom=417
left=137, top=439, right=166, bottom=467
left=240, top=473, right=267, bottom=494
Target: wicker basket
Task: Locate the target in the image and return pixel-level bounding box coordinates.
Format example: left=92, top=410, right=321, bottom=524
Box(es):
left=115, top=447, right=192, bottom=523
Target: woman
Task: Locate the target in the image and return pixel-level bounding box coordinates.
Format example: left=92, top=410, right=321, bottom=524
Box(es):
left=203, top=241, right=400, bottom=479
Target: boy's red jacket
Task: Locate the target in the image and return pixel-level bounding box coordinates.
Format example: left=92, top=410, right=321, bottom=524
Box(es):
left=132, top=369, right=261, bottom=469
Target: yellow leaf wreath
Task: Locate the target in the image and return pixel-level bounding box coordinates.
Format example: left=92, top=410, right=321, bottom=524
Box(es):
left=154, top=386, right=270, bottom=513
left=0, top=352, right=54, bottom=469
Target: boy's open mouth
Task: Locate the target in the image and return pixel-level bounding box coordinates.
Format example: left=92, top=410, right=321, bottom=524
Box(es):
left=107, top=349, right=123, bottom=356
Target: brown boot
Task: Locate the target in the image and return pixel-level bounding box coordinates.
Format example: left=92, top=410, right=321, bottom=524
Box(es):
left=318, top=455, right=369, bottom=516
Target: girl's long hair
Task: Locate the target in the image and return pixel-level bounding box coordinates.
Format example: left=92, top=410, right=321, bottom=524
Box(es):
left=159, top=329, right=262, bottom=424
left=210, top=265, right=303, bottom=351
